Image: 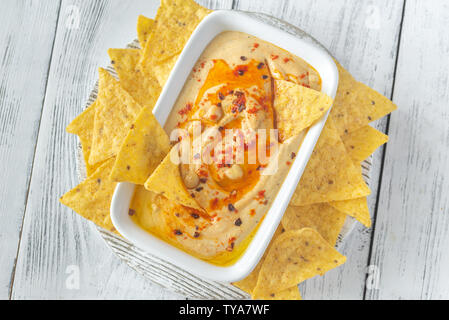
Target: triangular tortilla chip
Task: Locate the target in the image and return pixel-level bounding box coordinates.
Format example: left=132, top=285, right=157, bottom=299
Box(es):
left=137, top=15, right=154, bottom=49
left=330, top=197, right=371, bottom=227
left=108, top=48, right=161, bottom=109
left=252, top=228, right=346, bottom=298
left=89, top=68, right=142, bottom=165
left=59, top=158, right=117, bottom=233
left=291, top=118, right=371, bottom=205
left=111, top=106, right=171, bottom=184
left=342, top=125, right=388, bottom=163
left=282, top=203, right=346, bottom=246
left=233, top=227, right=284, bottom=295
left=152, top=54, right=180, bottom=87
left=256, top=286, right=302, bottom=300
left=66, top=101, right=105, bottom=176
left=140, top=0, right=211, bottom=68
left=274, top=80, right=333, bottom=141
left=330, top=62, right=397, bottom=135
left=144, top=153, right=202, bottom=210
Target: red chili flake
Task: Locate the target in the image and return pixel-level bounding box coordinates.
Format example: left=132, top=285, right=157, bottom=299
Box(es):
left=210, top=198, right=219, bottom=210
left=201, top=62, right=205, bottom=68
left=178, top=103, right=193, bottom=115
left=302, top=83, right=311, bottom=88
left=210, top=114, right=217, bottom=120
left=271, top=54, right=279, bottom=60
left=247, top=107, right=258, bottom=114
left=174, top=229, right=183, bottom=236
left=258, top=190, right=266, bottom=199
left=299, top=73, right=306, bottom=79
left=283, top=57, right=291, bottom=63
left=128, top=209, right=136, bottom=216
left=286, top=161, right=292, bottom=166
left=250, top=209, right=256, bottom=216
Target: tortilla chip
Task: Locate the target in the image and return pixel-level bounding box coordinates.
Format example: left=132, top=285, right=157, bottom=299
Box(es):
left=281, top=203, right=346, bottom=246
left=342, top=125, right=388, bottom=163
left=252, top=228, right=346, bottom=298
left=152, top=54, right=180, bottom=87
left=233, top=227, right=284, bottom=295
left=274, top=80, right=333, bottom=141
left=330, top=62, right=397, bottom=135
left=89, top=68, right=142, bottom=165
left=108, top=48, right=161, bottom=109
left=111, top=106, right=171, bottom=184
left=291, top=118, right=371, bottom=205
left=66, top=101, right=106, bottom=176
left=330, top=197, right=371, bottom=227
left=59, top=158, right=117, bottom=233
left=144, top=153, right=202, bottom=210
left=259, top=286, right=302, bottom=300
left=137, top=15, right=154, bottom=49
left=140, top=0, right=211, bottom=68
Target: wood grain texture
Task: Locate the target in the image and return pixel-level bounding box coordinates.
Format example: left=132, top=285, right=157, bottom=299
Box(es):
left=233, top=0, right=404, bottom=299
left=366, top=0, right=449, bottom=300
left=0, top=0, right=61, bottom=300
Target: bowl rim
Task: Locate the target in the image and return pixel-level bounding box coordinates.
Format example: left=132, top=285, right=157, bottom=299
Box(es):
left=111, top=9, right=339, bottom=283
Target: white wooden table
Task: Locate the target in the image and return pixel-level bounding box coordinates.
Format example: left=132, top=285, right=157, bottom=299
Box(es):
left=1, top=0, right=448, bottom=300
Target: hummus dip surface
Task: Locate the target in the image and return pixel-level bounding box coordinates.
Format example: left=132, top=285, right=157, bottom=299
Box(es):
left=131, top=31, right=322, bottom=265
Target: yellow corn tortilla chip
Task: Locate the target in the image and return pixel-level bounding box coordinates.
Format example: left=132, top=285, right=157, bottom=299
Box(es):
left=152, top=54, right=180, bottom=87
left=259, top=286, right=302, bottom=300
left=140, top=0, right=211, bottom=68
left=291, top=118, right=371, bottom=205
left=144, top=153, right=202, bottom=211
left=59, top=158, right=117, bottom=233
left=342, top=125, right=388, bottom=163
left=282, top=203, right=346, bottom=246
left=330, top=62, right=397, bottom=135
left=233, top=227, right=284, bottom=295
left=66, top=101, right=106, bottom=176
left=274, top=80, right=333, bottom=141
left=330, top=197, right=371, bottom=227
left=252, top=228, right=346, bottom=298
left=108, top=48, right=161, bottom=109
left=89, top=68, right=142, bottom=165
left=137, top=15, right=154, bottom=49
left=111, top=106, right=171, bottom=184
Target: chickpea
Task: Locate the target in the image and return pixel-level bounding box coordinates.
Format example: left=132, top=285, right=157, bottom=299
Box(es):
left=180, top=165, right=200, bottom=189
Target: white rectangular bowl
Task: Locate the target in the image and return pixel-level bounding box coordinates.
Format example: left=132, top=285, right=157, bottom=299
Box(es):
left=111, top=10, right=338, bottom=283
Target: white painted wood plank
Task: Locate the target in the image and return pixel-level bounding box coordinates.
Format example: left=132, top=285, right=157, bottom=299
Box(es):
left=0, top=0, right=61, bottom=300
left=366, top=0, right=449, bottom=300
left=233, top=0, right=404, bottom=299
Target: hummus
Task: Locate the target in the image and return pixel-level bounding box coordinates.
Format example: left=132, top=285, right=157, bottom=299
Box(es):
left=131, top=31, right=322, bottom=265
